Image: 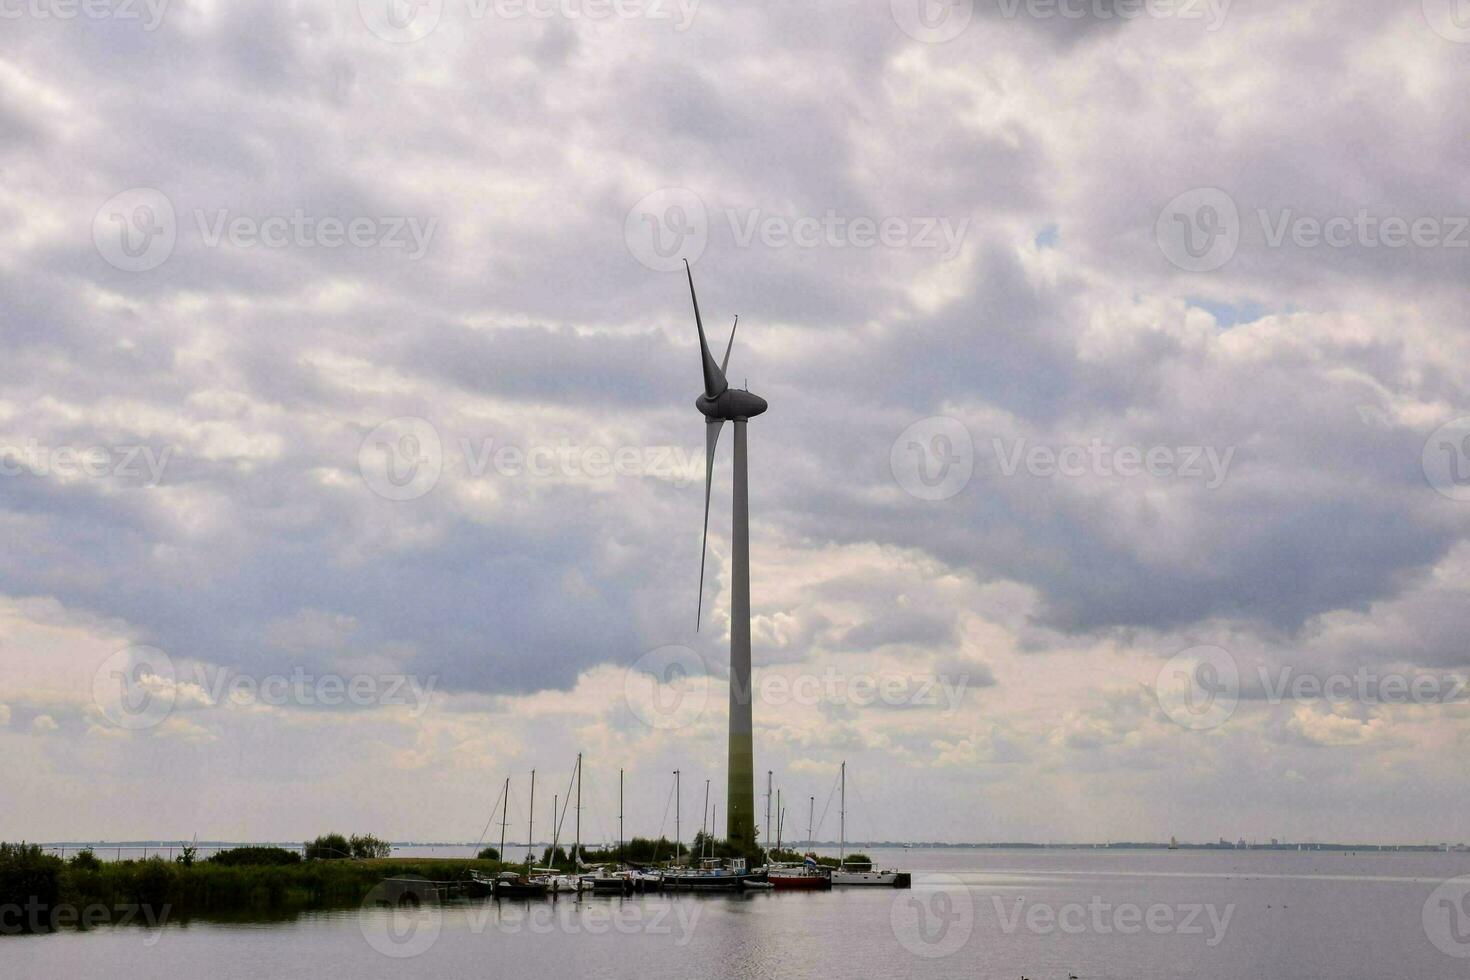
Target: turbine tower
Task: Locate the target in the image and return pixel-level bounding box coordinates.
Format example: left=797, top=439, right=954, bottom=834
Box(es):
left=686, top=259, right=766, bottom=855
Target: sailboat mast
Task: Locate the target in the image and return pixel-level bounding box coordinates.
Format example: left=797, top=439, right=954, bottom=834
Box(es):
left=575, top=753, right=581, bottom=870
left=619, top=768, right=624, bottom=865
left=765, top=771, right=773, bottom=852
left=702, top=779, right=710, bottom=858
left=840, top=761, right=846, bottom=865
left=776, top=789, right=782, bottom=851
left=527, top=769, right=536, bottom=869
left=808, top=796, right=814, bottom=849
left=674, top=769, right=681, bottom=865
left=500, top=776, right=509, bottom=862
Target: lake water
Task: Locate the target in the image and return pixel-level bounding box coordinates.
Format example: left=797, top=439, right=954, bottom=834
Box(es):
left=12, top=848, right=1470, bottom=979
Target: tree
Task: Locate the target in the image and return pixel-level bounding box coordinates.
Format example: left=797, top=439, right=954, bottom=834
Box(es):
left=305, top=834, right=352, bottom=861
left=476, top=846, right=499, bottom=861
left=348, top=834, right=392, bottom=860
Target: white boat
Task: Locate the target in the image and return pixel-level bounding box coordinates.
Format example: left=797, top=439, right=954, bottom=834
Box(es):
left=829, top=762, right=912, bottom=888
left=831, top=866, right=909, bottom=886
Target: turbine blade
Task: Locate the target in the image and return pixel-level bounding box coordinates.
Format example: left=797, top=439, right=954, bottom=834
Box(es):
left=720, top=315, right=739, bottom=376
left=685, top=259, right=727, bottom=398
left=698, top=418, right=725, bottom=631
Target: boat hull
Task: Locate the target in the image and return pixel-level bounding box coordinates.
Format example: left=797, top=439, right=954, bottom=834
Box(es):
left=832, top=870, right=911, bottom=888
left=768, top=873, right=831, bottom=891
left=659, top=872, right=764, bottom=892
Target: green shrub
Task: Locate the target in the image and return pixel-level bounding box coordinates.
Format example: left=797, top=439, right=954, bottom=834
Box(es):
left=476, top=846, right=499, bottom=860
left=68, top=849, right=102, bottom=872
left=0, top=843, right=63, bottom=933
left=348, top=834, right=392, bottom=860
left=207, top=847, right=302, bottom=867
left=304, top=834, right=352, bottom=861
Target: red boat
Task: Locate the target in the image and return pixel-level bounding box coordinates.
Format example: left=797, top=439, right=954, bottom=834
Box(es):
left=767, top=858, right=831, bottom=890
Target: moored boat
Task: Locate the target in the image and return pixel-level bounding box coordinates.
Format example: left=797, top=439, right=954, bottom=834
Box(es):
left=661, top=857, right=764, bottom=891
left=828, top=761, right=910, bottom=888
left=768, top=856, right=831, bottom=890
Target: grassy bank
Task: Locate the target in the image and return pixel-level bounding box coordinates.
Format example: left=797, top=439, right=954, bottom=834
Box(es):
left=1, top=843, right=507, bottom=933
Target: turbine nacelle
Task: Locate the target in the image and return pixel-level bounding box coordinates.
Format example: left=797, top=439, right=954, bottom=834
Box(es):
left=697, top=388, right=768, bottom=422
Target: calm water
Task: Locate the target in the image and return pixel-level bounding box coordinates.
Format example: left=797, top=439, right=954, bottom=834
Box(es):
left=12, top=848, right=1470, bottom=979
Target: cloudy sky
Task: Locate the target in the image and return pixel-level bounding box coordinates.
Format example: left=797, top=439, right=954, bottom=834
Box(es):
left=3, top=0, right=1470, bottom=847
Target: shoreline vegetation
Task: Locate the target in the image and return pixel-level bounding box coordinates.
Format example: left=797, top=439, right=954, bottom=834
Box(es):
left=2, top=835, right=846, bottom=934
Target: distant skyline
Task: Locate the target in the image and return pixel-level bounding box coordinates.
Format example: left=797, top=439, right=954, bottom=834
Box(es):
left=4, top=1, right=1470, bottom=845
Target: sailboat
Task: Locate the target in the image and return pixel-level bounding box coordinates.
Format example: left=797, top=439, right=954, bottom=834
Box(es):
left=529, top=755, right=586, bottom=894
left=488, top=770, right=550, bottom=899
left=829, top=762, right=911, bottom=888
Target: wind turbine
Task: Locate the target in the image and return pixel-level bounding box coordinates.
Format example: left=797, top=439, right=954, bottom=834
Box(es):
left=685, top=259, right=766, bottom=855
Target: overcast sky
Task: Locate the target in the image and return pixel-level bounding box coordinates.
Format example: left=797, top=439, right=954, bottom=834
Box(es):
left=3, top=0, right=1470, bottom=846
